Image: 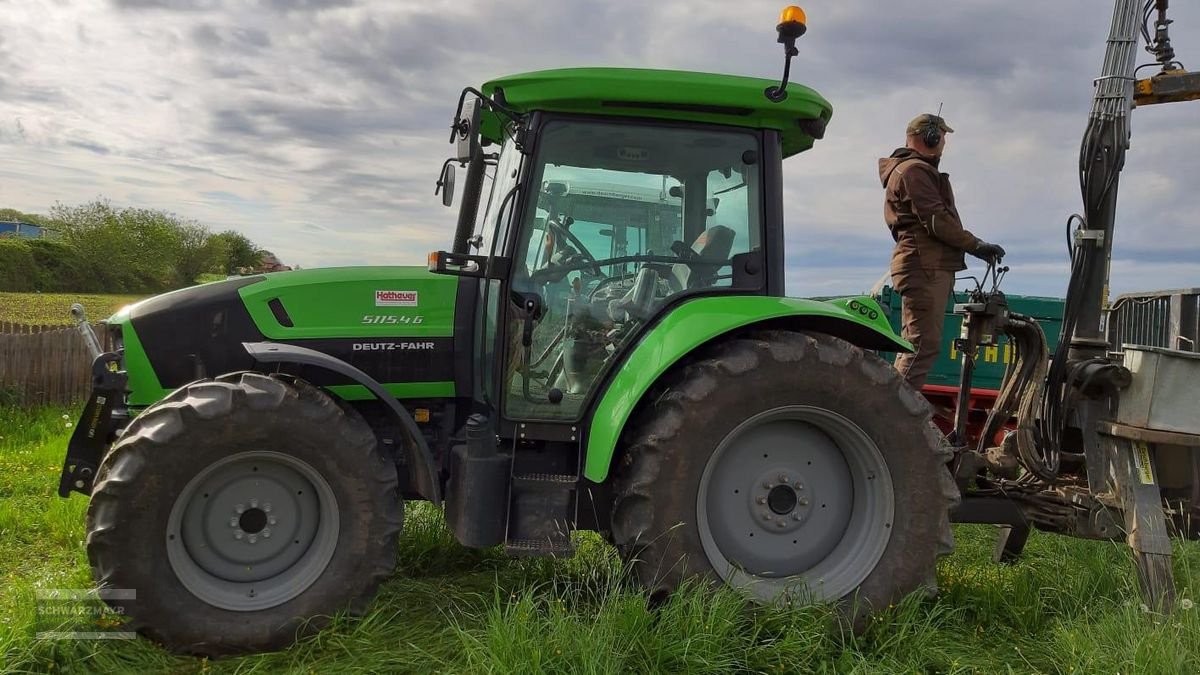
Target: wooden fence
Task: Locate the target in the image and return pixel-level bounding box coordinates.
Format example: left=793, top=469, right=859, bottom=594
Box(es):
left=0, top=322, right=114, bottom=406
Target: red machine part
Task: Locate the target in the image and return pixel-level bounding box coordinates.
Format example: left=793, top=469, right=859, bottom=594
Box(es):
left=922, top=384, right=1013, bottom=450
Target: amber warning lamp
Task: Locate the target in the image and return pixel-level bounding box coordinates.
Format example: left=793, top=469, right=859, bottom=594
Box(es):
left=765, top=6, right=808, bottom=102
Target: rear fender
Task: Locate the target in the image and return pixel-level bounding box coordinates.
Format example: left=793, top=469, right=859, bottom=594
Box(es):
left=583, top=295, right=909, bottom=483
left=243, top=341, right=442, bottom=505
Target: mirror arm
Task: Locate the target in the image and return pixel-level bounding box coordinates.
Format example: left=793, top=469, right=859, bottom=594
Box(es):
left=451, top=87, right=520, bottom=144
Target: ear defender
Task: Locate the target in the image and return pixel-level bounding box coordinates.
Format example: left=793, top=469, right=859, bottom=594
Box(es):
left=922, top=118, right=942, bottom=148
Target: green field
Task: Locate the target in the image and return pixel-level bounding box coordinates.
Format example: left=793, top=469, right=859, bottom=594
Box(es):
left=0, top=293, right=144, bottom=327
left=2, top=404, right=1198, bottom=674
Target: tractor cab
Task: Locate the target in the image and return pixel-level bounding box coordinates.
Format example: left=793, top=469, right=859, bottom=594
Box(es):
left=430, top=67, right=833, bottom=423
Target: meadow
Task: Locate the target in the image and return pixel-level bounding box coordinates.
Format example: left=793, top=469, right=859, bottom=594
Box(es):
left=0, top=293, right=143, bottom=327
left=1, top=404, right=1198, bottom=674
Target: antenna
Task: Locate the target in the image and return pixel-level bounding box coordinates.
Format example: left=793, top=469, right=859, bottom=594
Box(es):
left=936, top=101, right=944, bottom=120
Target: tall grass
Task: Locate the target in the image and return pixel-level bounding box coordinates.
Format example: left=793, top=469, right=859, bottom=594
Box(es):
left=2, top=404, right=1198, bottom=674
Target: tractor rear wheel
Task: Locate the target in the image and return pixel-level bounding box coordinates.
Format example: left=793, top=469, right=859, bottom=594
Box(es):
left=86, top=373, right=402, bottom=656
left=611, top=330, right=958, bottom=616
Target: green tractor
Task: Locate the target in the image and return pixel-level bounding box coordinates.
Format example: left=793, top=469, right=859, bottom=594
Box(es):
left=60, top=9, right=957, bottom=655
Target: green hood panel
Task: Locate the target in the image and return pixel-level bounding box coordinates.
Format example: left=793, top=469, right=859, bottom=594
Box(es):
left=238, top=267, right=458, bottom=339
left=105, top=267, right=461, bottom=407
left=583, top=294, right=908, bottom=483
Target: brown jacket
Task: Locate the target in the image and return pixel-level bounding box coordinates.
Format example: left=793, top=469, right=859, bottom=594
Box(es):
left=879, top=148, right=980, bottom=273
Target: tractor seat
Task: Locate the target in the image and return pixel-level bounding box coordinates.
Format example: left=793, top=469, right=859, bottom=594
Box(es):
left=672, top=225, right=736, bottom=290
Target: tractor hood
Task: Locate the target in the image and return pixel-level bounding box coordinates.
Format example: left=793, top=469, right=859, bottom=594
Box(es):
left=110, top=267, right=462, bottom=407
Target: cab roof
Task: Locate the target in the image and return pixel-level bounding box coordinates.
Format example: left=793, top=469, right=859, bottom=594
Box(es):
left=480, top=67, right=833, bottom=158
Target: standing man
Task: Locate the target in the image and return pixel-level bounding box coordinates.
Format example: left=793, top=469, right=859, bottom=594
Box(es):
left=879, top=113, right=1005, bottom=390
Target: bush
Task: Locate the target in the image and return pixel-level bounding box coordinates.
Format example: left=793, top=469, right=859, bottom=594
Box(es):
left=0, top=239, right=105, bottom=292
left=0, top=239, right=39, bottom=291
left=1, top=200, right=262, bottom=294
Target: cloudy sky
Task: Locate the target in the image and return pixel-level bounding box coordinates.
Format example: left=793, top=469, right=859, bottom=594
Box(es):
left=3, top=0, right=1198, bottom=297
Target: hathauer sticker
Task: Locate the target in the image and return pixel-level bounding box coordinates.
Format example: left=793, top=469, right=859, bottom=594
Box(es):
left=375, top=290, right=419, bottom=307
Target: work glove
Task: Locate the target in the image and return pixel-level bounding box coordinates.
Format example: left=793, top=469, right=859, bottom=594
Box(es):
left=970, top=241, right=1006, bottom=263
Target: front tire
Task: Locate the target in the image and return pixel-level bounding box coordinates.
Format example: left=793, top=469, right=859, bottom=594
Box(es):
left=611, top=330, right=958, bottom=614
left=86, top=373, right=402, bottom=656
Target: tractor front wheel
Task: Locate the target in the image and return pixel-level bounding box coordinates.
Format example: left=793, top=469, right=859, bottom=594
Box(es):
left=611, top=330, right=958, bottom=616
left=86, top=373, right=402, bottom=656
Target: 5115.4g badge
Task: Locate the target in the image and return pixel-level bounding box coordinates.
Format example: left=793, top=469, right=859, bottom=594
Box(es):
left=361, top=315, right=424, bottom=324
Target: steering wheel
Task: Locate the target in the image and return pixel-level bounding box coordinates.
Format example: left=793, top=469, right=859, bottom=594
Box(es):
left=545, top=217, right=603, bottom=277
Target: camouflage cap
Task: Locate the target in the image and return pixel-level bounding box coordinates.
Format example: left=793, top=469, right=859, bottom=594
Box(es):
left=906, top=113, right=954, bottom=136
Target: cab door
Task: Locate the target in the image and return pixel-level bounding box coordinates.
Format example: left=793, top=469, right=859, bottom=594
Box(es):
left=500, top=116, right=767, bottom=423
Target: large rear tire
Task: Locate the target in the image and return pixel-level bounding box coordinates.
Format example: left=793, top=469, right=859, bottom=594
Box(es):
left=611, top=330, right=958, bottom=615
left=86, top=373, right=402, bottom=656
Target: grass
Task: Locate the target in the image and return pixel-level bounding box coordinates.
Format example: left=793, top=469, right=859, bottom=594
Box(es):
left=0, top=293, right=144, bottom=326
left=2, top=404, right=1199, bottom=673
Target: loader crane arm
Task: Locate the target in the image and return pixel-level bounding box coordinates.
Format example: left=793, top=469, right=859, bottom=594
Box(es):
left=953, top=0, right=1200, bottom=614
left=1134, top=1, right=1200, bottom=106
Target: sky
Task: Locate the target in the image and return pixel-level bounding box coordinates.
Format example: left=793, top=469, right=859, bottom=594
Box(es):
left=2, top=0, right=1198, bottom=298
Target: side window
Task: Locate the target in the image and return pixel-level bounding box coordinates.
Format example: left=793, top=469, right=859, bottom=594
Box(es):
left=700, top=165, right=759, bottom=288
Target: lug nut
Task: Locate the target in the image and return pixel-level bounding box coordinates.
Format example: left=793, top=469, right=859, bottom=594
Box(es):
left=793, top=513, right=802, bottom=521
left=236, top=503, right=246, bottom=514
left=799, top=498, right=809, bottom=506
left=263, top=503, right=272, bottom=513
left=762, top=511, right=772, bottom=520
left=229, top=517, right=239, bottom=527
left=248, top=535, right=257, bottom=544
left=262, top=529, right=271, bottom=538
left=763, top=481, right=773, bottom=489
left=778, top=474, right=788, bottom=483
left=268, top=516, right=277, bottom=525
left=793, top=482, right=803, bottom=490
left=234, top=531, right=243, bottom=540
left=250, top=498, right=258, bottom=508
left=776, top=519, right=787, bottom=528
left=756, top=496, right=767, bottom=505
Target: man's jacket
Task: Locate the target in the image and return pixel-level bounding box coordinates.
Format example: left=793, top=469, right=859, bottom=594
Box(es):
left=879, top=148, right=980, bottom=273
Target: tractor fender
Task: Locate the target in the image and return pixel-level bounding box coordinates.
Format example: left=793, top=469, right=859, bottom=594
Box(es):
left=582, top=295, right=910, bottom=483
left=243, top=341, right=442, bottom=505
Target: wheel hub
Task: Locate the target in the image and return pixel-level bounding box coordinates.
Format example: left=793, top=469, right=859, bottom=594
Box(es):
left=238, top=507, right=269, bottom=535
left=748, top=468, right=813, bottom=534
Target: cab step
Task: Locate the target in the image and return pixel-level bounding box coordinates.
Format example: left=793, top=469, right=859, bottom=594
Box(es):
left=504, top=536, right=576, bottom=558
left=513, top=472, right=577, bottom=489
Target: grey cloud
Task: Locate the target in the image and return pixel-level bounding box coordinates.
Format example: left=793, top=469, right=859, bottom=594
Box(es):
left=111, top=0, right=219, bottom=10
left=261, top=0, right=356, bottom=12
left=67, top=141, right=112, bottom=155
left=191, top=24, right=271, bottom=52
left=114, top=0, right=354, bottom=11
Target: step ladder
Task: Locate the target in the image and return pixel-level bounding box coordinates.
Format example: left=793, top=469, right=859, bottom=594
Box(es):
left=504, top=424, right=581, bottom=557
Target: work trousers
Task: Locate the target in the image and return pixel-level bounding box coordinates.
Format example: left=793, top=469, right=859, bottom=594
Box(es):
left=891, top=268, right=956, bottom=390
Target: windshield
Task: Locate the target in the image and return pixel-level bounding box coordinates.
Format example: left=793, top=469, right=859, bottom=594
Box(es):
left=506, top=119, right=762, bottom=421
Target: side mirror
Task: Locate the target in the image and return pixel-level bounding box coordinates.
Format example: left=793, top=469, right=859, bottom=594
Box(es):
left=455, top=97, right=481, bottom=163
left=437, top=162, right=456, bottom=207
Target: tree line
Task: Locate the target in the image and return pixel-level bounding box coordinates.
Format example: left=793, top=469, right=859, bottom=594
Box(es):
left=0, top=200, right=273, bottom=294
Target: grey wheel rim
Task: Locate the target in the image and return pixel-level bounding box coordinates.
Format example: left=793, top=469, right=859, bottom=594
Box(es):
left=166, top=451, right=340, bottom=612
left=696, top=406, right=894, bottom=603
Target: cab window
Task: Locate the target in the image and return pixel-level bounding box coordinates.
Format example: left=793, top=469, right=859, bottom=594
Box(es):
left=505, top=119, right=763, bottom=421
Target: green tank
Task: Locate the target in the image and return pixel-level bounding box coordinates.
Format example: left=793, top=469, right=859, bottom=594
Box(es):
left=874, top=285, right=1065, bottom=391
